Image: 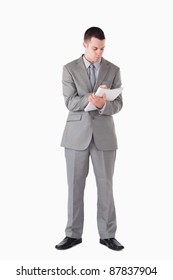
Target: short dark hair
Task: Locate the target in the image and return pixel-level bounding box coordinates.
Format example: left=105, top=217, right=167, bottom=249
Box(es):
left=84, top=27, right=105, bottom=41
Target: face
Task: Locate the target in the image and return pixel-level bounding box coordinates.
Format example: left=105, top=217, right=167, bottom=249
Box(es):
left=83, top=37, right=105, bottom=63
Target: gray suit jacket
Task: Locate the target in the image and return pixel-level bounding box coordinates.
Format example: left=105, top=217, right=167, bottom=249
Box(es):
left=61, top=56, right=123, bottom=151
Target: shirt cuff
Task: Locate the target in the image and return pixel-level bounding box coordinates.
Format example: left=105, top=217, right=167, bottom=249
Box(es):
left=98, top=102, right=106, bottom=114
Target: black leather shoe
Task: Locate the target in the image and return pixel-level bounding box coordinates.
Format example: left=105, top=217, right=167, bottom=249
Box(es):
left=55, top=237, right=82, bottom=250
left=100, top=238, right=124, bottom=251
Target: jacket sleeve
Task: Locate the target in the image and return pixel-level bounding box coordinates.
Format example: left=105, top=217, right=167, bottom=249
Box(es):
left=99, top=69, right=123, bottom=116
left=62, top=65, right=90, bottom=111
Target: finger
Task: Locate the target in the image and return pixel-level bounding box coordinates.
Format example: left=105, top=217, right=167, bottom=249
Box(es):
left=100, top=84, right=107, bottom=89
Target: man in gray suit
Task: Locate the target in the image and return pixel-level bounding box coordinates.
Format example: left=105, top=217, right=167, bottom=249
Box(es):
left=55, top=27, right=124, bottom=251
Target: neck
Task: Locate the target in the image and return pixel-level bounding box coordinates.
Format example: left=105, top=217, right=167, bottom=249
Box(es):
left=84, top=55, right=94, bottom=64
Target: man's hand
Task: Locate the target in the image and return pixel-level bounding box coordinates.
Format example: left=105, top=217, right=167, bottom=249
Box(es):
left=99, top=84, right=107, bottom=89
left=88, top=94, right=106, bottom=109
left=88, top=84, right=107, bottom=109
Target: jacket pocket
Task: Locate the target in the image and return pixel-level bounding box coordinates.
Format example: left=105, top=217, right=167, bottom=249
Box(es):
left=67, top=114, right=82, bottom=122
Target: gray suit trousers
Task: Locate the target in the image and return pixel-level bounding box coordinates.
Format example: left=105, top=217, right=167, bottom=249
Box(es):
left=65, top=138, right=117, bottom=239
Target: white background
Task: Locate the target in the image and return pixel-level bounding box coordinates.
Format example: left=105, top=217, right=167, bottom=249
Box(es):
left=0, top=0, right=173, bottom=266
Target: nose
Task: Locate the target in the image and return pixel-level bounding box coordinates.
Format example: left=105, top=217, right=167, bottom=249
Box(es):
left=97, top=49, right=103, bottom=56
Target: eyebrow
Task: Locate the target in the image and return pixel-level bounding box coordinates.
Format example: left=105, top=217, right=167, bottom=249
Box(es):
left=92, top=46, right=105, bottom=49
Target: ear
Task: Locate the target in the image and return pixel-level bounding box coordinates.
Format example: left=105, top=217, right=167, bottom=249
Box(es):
left=83, top=41, right=87, bottom=48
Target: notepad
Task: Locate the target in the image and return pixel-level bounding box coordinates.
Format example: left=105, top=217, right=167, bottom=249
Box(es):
left=84, top=87, right=123, bottom=112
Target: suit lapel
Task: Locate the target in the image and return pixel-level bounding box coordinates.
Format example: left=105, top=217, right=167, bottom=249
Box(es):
left=94, top=58, right=109, bottom=91
left=76, top=57, right=92, bottom=91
